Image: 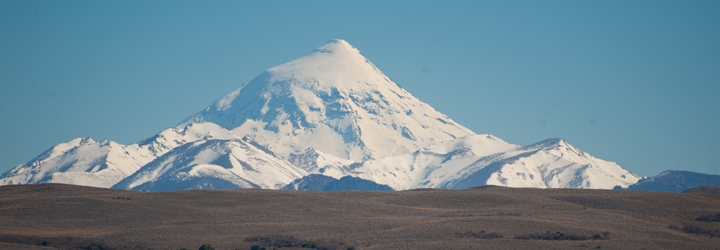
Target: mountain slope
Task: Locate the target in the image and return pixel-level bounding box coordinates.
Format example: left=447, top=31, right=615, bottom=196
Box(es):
left=280, top=174, right=338, bottom=191
left=477, top=138, right=640, bottom=189
left=322, top=176, right=394, bottom=191
left=0, top=123, right=239, bottom=188
left=280, top=174, right=393, bottom=191
left=0, top=138, right=152, bottom=188
left=616, top=170, right=720, bottom=192
left=340, top=135, right=640, bottom=190
left=112, top=137, right=307, bottom=191
left=1, top=39, right=643, bottom=191
left=285, top=148, right=356, bottom=176
left=180, top=39, right=474, bottom=162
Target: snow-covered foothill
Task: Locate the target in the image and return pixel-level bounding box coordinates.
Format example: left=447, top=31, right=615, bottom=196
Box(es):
left=345, top=136, right=640, bottom=190
left=0, top=138, right=155, bottom=188
left=0, top=122, right=240, bottom=188
left=112, top=137, right=307, bottom=191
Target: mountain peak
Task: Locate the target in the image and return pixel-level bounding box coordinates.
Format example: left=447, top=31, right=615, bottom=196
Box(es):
left=265, top=39, right=382, bottom=92
left=181, top=39, right=474, bottom=162
left=313, top=39, right=356, bottom=54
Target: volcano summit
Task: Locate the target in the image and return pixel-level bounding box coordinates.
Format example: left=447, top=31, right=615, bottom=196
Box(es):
left=181, top=39, right=473, bottom=161
left=0, top=39, right=641, bottom=191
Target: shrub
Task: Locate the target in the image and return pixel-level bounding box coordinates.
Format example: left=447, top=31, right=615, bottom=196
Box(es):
left=0, top=234, right=148, bottom=250
left=590, top=231, right=611, bottom=240
left=696, top=212, right=720, bottom=222
left=513, top=231, right=610, bottom=241
left=198, top=244, right=215, bottom=250
left=245, top=235, right=351, bottom=250
left=457, top=230, right=504, bottom=239
left=302, top=241, right=318, bottom=248
left=83, top=243, right=110, bottom=250
left=682, top=224, right=720, bottom=238
left=250, top=246, right=266, bottom=250
left=498, top=212, right=521, bottom=216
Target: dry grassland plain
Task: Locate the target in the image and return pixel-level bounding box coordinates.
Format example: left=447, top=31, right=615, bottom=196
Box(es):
left=1, top=184, right=719, bottom=250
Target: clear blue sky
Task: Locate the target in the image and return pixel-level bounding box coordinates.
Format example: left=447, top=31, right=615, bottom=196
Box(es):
left=1, top=0, right=719, bottom=177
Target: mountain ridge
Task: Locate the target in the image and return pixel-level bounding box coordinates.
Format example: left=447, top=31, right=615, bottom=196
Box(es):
left=615, top=170, right=720, bottom=192
left=1, top=39, right=644, bottom=191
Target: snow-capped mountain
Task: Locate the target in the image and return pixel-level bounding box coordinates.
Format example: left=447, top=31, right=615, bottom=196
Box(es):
left=180, top=39, right=474, bottom=162
left=0, top=39, right=642, bottom=191
left=0, top=137, right=153, bottom=188
left=315, top=134, right=640, bottom=190
left=0, top=122, right=239, bottom=188
left=617, top=170, right=720, bottom=192
left=113, top=137, right=306, bottom=191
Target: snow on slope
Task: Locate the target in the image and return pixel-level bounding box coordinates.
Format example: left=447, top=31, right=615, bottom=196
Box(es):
left=340, top=135, right=640, bottom=190
left=113, top=137, right=306, bottom=191
left=1, top=39, right=642, bottom=191
left=180, top=39, right=474, bottom=162
left=286, top=148, right=356, bottom=177
left=137, top=122, right=241, bottom=155
left=479, top=139, right=641, bottom=189
left=0, top=122, right=239, bottom=188
left=0, top=138, right=155, bottom=188
left=281, top=174, right=338, bottom=191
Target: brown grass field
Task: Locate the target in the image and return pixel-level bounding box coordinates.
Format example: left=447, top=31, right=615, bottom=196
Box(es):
left=0, top=184, right=719, bottom=250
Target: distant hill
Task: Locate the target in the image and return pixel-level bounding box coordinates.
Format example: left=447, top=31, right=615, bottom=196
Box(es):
left=281, top=174, right=338, bottom=191
left=468, top=185, right=508, bottom=190
left=681, top=186, right=720, bottom=194
left=614, top=170, right=720, bottom=192
left=321, top=176, right=394, bottom=191
left=281, top=174, right=394, bottom=191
